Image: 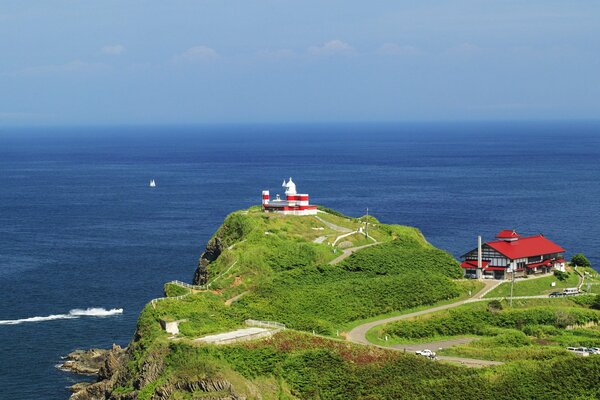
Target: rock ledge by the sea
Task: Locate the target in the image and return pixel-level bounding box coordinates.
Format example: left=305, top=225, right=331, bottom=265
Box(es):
left=58, top=344, right=127, bottom=399
left=59, top=347, right=119, bottom=375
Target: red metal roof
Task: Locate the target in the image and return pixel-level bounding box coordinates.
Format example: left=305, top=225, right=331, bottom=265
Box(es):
left=460, top=260, right=490, bottom=269
left=526, top=260, right=553, bottom=268
left=496, top=229, right=520, bottom=239
left=487, top=235, right=565, bottom=260
left=484, top=267, right=506, bottom=271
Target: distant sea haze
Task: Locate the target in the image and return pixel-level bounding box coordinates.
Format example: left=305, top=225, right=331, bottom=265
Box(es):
left=0, top=121, right=599, bottom=399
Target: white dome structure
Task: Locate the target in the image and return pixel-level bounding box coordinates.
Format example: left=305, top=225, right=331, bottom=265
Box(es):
left=284, top=177, right=297, bottom=195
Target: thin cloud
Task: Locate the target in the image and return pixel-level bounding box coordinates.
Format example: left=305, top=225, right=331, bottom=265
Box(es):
left=308, top=40, right=355, bottom=57
left=101, top=44, right=126, bottom=55
left=445, top=42, right=482, bottom=56
left=15, top=60, right=110, bottom=76
left=174, top=46, right=219, bottom=63
left=257, top=49, right=298, bottom=61
left=376, top=43, right=420, bottom=56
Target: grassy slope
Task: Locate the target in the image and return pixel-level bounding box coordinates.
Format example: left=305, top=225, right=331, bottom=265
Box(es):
left=153, top=207, right=465, bottom=338
left=132, top=330, right=600, bottom=400
left=376, top=296, right=600, bottom=362
left=484, top=271, right=580, bottom=298
left=115, top=208, right=600, bottom=399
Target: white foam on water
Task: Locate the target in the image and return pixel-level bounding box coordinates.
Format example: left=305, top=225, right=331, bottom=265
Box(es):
left=0, top=307, right=123, bottom=325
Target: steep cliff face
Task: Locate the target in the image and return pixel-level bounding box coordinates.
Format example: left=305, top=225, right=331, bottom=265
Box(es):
left=193, top=236, right=223, bottom=285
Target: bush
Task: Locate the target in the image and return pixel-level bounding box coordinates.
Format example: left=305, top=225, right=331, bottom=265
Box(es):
left=341, top=240, right=462, bottom=279
left=382, top=306, right=600, bottom=339
left=488, top=300, right=503, bottom=313
left=572, top=253, right=591, bottom=268
left=554, top=270, right=569, bottom=281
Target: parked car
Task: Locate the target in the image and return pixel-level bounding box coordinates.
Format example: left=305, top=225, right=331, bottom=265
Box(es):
left=563, top=288, right=580, bottom=296
left=415, top=349, right=437, bottom=359
left=464, top=273, right=478, bottom=279
left=588, top=348, right=600, bottom=355
left=549, top=292, right=564, bottom=298
left=567, top=347, right=590, bottom=356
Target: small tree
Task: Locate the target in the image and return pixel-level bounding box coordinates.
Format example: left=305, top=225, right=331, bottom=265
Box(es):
left=571, top=253, right=591, bottom=268
left=487, top=300, right=503, bottom=313
left=554, top=270, right=569, bottom=281
left=591, top=296, right=600, bottom=311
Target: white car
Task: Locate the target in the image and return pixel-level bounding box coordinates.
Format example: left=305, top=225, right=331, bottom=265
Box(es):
left=415, top=349, right=437, bottom=359
left=566, top=347, right=590, bottom=356
left=588, top=348, right=600, bottom=355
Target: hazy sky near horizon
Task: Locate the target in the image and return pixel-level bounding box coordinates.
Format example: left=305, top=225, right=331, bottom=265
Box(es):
left=1, top=1, right=599, bottom=125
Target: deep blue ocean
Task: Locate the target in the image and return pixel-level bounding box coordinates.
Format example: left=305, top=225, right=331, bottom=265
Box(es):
left=1, top=122, right=599, bottom=399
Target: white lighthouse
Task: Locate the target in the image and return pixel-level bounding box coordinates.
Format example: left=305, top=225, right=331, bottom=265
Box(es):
left=262, top=178, right=317, bottom=216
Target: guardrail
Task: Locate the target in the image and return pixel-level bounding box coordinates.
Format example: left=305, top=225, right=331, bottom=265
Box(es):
left=150, top=280, right=207, bottom=308
left=167, top=280, right=207, bottom=291
left=245, top=319, right=286, bottom=329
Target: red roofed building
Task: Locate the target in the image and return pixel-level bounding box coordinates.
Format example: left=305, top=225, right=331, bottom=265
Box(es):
left=461, top=230, right=566, bottom=279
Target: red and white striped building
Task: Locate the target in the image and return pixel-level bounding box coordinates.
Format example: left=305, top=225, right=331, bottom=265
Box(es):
left=262, top=178, right=318, bottom=216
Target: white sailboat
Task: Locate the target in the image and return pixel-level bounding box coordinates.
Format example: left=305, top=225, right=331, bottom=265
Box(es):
left=149, top=179, right=156, bottom=188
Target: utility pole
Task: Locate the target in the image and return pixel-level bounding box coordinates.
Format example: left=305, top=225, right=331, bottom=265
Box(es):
left=365, top=207, right=369, bottom=238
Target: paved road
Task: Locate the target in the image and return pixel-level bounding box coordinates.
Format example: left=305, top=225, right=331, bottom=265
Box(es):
left=346, top=279, right=506, bottom=367
left=347, top=279, right=502, bottom=345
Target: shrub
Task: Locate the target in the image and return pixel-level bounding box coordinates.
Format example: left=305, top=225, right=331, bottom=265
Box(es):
left=571, top=253, right=591, bottom=268
left=554, top=270, right=569, bottom=281
left=488, top=300, right=503, bottom=313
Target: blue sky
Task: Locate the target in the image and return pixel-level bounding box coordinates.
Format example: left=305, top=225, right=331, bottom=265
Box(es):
left=1, top=1, right=599, bottom=125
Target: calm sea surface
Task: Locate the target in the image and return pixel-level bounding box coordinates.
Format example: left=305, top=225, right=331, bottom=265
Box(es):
left=1, top=122, right=599, bottom=399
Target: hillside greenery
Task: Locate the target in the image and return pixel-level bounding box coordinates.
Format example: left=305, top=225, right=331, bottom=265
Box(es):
left=120, top=330, right=600, bottom=400
left=375, top=297, right=600, bottom=363
left=483, top=271, right=580, bottom=298
left=111, top=207, right=600, bottom=399
left=153, top=207, right=464, bottom=338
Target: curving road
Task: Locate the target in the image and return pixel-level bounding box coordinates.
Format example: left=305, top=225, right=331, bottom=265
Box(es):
left=347, top=279, right=505, bottom=367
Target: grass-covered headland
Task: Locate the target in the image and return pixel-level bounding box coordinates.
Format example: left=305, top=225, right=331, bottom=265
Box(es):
left=93, top=207, right=600, bottom=399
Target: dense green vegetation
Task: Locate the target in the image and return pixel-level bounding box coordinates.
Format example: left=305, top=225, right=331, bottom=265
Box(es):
left=110, top=207, right=600, bottom=399
left=375, top=297, right=600, bottom=363
left=572, top=253, right=591, bottom=268
left=236, top=266, right=461, bottom=334
left=121, top=330, right=600, bottom=400
left=340, top=239, right=463, bottom=279
left=154, top=208, right=464, bottom=338
left=484, top=271, right=580, bottom=298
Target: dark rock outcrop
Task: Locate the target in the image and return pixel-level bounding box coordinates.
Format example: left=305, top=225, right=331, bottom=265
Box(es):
left=152, top=378, right=244, bottom=400
left=193, top=236, right=224, bottom=285
left=59, top=346, right=124, bottom=376
left=61, top=344, right=128, bottom=400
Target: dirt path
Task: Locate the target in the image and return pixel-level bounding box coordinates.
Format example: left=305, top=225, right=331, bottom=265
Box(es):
left=224, top=290, right=250, bottom=306
left=314, top=215, right=352, bottom=233
left=328, top=242, right=380, bottom=265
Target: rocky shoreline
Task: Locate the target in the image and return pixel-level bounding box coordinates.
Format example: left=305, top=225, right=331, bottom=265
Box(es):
left=57, top=344, right=127, bottom=399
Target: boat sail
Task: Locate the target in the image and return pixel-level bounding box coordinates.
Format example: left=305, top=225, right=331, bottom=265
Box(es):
left=149, top=179, right=156, bottom=188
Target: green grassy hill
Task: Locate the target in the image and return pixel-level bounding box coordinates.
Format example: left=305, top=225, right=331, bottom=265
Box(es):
left=98, top=207, right=600, bottom=399
left=156, top=207, right=464, bottom=337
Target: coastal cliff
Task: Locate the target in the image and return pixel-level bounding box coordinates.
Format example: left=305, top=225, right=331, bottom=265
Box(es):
left=193, top=236, right=223, bottom=286
left=63, top=207, right=600, bottom=399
